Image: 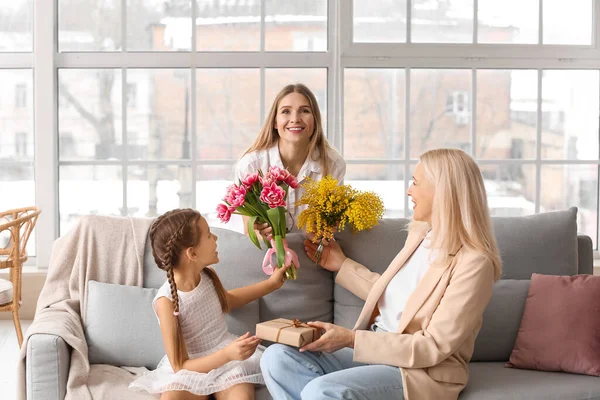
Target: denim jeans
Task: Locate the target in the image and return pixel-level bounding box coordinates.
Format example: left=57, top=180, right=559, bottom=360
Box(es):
left=260, top=325, right=404, bottom=400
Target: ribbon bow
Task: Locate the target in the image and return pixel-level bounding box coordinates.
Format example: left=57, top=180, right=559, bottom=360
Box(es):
left=274, top=318, right=314, bottom=344
left=262, top=238, right=301, bottom=275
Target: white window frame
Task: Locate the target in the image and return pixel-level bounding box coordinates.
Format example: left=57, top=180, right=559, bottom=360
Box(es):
left=2, top=0, right=599, bottom=268
left=339, top=0, right=600, bottom=256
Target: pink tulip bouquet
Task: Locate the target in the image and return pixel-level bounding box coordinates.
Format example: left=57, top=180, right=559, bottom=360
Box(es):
left=216, top=166, right=300, bottom=280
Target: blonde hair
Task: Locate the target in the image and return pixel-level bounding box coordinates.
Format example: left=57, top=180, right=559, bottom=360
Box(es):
left=149, top=209, right=229, bottom=368
left=411, top=149, right=502, bottom=281
left=243, top=83, right=338, bottom=176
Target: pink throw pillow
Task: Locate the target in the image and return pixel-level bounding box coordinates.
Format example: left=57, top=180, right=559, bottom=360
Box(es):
left=506, top=273, right=600, bottom=376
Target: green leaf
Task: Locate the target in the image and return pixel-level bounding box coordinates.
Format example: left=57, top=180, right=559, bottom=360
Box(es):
left=247, top=215, right=261, bottom=250
left=266, top=207, right=281, bottom=236
left=274, top=235, right=285, bottom=267
left=279, top=206, right=287, bottom=236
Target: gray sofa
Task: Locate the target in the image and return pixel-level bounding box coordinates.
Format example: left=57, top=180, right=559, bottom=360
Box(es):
left=26, top=207, right=600, bottom=399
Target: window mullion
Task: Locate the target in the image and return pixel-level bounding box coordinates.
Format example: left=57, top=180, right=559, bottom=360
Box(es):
left=191, top=0, right=197, bottom=209
left=34, top=0, right=58, bottom=268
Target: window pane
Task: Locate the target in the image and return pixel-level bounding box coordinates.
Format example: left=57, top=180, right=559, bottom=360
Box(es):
left=59, top=166, right=123, bottom=235
left=59, top=69, right=123, bottom=161
left=543, top=0, right=592, bottom=45
left=477, top=70, right=537, bottom=159
left=265, top=0, right=327, bottom=51
left=541, top=165, right=598, bottom=247
left=196, top=69, right=260, bottom=160
left=195, top=0, right=260, bottom=51
left=344, top=69, right=405, bottom=160
left=541, top=70, right=599, bottom=160
left=265, top=69, right=327, bottom=135
left=0, top=0, right=33, bottom=52
left=128, top=69, right=191, bottom=160
left=128, top=0, right=191, bottom=51
left=477, top=0, right=538, bottom=44
left=128, top=165, right=192, bottom=218
left=197, top=165, right=238, bottom=230
left=411, top=0, right=473, bottom=43
left=0, top=70, right=34, bottom=162
left=346, top=164, right=405, bottom=218
left=0, top=165, right=35, bottom=255
left=480, top=164, right=536, bottom=217
left=353, top=0, right=407, bottom=43
left=410, top=69, right=471, bottom=158
left=59, top=0, right=121, bottom=52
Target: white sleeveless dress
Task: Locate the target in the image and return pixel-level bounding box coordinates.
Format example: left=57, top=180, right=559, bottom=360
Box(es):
left=129, top=270, right=264, bottom=395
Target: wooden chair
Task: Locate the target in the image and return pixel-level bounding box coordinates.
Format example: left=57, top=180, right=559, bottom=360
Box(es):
left=0, top=206, right=40, bottom=347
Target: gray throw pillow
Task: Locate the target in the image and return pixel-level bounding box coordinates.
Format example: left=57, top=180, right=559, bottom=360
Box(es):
left=85, top=280, right=164, bottom=369
left=472, top=279, right=531, bottom=362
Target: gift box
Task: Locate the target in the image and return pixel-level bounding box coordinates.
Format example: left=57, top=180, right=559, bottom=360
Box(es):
left=256, top=318, right=321, bottom=347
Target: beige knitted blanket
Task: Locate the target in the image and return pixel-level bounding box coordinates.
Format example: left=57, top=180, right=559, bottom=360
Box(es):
left=16, top=215, right=153, bottom=400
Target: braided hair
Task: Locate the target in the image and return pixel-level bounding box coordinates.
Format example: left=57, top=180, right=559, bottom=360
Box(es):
left=149, top=208, right=229, bottom=366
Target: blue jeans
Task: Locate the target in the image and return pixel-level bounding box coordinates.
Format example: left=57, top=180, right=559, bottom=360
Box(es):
left=260, top=344, right=404, bottom=400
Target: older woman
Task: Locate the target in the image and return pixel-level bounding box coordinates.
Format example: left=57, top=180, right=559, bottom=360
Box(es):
left=260, top=148, right=502, bottom=400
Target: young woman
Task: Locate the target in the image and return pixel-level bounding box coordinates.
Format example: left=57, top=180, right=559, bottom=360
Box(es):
left=260, top=149, right=502, bottom=400
left=235, top=83, right=346, bottom=239
left=129, top=208, right=289, bottom=400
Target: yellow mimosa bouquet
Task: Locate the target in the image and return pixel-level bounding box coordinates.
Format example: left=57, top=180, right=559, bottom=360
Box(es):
left=296, top=176, right=385, bottom=262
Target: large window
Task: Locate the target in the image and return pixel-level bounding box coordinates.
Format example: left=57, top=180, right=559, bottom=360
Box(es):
left=2, top=0, right=600, bottom=267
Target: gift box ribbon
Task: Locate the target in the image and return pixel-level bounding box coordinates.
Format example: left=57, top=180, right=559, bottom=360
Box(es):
left=275, top=318, right=317, bottom=345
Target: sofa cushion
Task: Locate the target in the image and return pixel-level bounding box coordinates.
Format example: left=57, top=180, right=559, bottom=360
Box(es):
left=506, top=273, right=600, bottom=376
left=85, top=281, right=165, bottom=369
left=143, top=237, right=165, bottom=289
left=492, top=207, right=578, bottom=279
left=0, top=278, right=13, bottom=304
left=460, top=362, right=600, bottom=400
left=471, top=280, right=530, bottom=362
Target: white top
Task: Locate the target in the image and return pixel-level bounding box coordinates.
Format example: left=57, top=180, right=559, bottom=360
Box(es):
left=374, top=231, right=437, bottom=333
left=234, top=143, right=346, bottom=232
left=128, top=269, right=264, bottom=395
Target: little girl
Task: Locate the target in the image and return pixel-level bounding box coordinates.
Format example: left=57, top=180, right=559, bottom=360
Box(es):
left=129, top=208, right=289, bottom=400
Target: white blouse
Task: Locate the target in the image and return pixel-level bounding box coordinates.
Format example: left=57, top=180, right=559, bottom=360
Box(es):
left=234, top=144, right=346, bottom=232
left=374, top=231, right=437, bottom=333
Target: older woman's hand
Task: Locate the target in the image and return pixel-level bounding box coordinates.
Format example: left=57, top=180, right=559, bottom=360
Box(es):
left=303, top=239, right=347, bottom=272
left=299, top=322, right=356, bottom=353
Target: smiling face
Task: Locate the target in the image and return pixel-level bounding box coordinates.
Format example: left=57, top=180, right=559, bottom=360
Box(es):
left=407, top=162, right=435, bottom=224
left=192, top=216, right=219, bottom=268
left=274, top=92, right=315, bottom=147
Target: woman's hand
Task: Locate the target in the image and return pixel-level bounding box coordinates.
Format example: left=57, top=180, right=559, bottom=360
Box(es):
left=223, top=332, right=261, bottom=361
left=268, top=263, right=291, bottom=290
left=299, top=322, right=356, bottom=353
left=304, top=238, right=347, bottom=272
left=254, top=222, right=273, bottom=241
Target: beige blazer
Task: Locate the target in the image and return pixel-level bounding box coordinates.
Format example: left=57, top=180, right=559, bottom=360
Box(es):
left=336, top=224, right=495, bottom=400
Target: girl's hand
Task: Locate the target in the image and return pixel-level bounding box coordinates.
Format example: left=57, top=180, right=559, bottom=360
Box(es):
left=299, top=322, right=355, bottom=353
left=254, top=222, right=273, bottom=241
left=268, top=263, right=291, bottom=290
left=223, top=332, right=261, bottom=361
left=303, top=239, right=347, bottom=272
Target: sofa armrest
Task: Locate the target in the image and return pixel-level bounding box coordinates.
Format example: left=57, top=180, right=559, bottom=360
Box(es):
left=26, top=334, right=70, bottom=400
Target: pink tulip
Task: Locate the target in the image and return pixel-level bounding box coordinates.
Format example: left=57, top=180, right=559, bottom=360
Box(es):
left=225, top=184, right=246, bottom=207
left=268, top=165, right=291, bottom=182
left=241, top=171, right=260, bottom=188
left=285, top=175, right=299, bottom=189
left=260, top=182, right=286, bottom=208
left=216, top=203, right=233, bottom=223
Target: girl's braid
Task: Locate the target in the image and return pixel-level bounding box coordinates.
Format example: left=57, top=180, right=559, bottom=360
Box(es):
left=162, top=213, right=192, bottom=316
